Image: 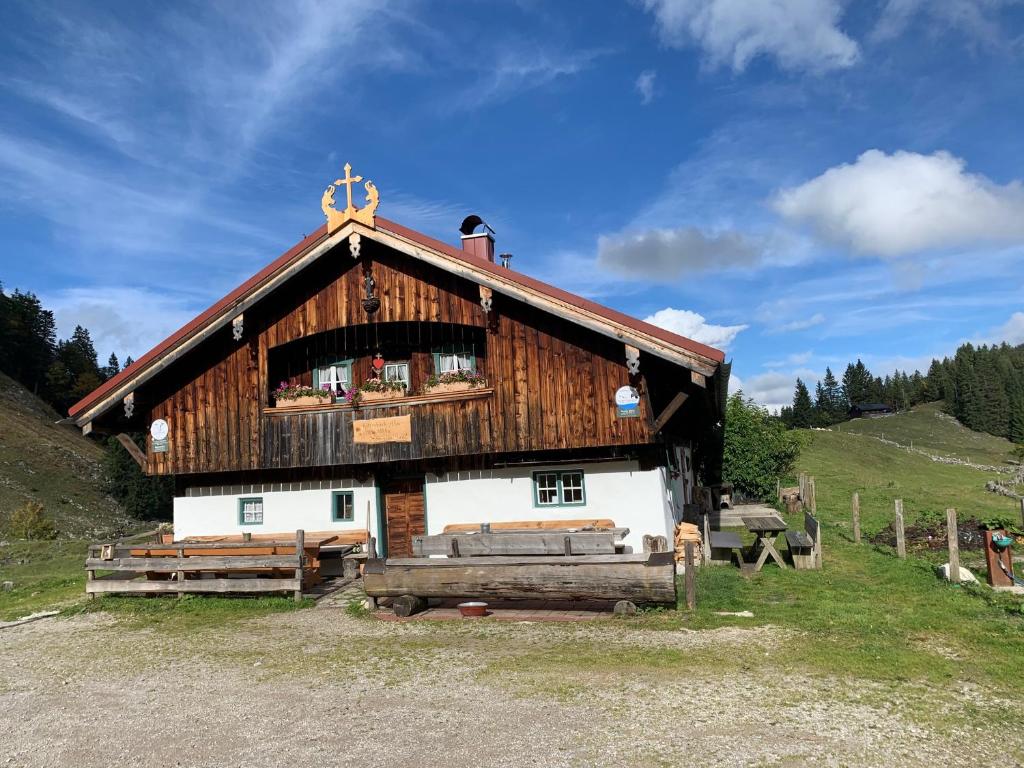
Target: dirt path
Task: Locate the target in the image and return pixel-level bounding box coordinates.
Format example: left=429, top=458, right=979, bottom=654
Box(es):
left=0, top=607, right=1013, bottom=767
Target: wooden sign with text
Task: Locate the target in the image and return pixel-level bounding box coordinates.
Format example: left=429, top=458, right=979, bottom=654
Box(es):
left=353, top=414, right=412, bottom=444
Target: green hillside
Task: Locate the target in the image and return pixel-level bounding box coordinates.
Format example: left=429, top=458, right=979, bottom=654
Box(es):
left=839, top=400, right=1020, bottom=468
left=0, top=371, right=132, bottom=538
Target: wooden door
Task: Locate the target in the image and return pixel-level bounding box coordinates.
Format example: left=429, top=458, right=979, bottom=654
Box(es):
left=382, top=477, right=425, bottom=558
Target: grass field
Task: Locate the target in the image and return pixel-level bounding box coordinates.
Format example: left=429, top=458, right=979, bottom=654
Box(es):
left=840, top=400, right=1020, bottom=468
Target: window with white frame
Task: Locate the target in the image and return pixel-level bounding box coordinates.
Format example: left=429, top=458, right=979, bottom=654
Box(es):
left=314, top=360, right=352, bottom=396
left=239, top=497, right=264, bottom=525
left=532, top=470, right=586, bottom=507
left=534, top=472, right=559, bottom=506
left=560, top=471, right=585, bottom=504
left=434, top=345, right=475, bottom=373
left=383, top=362, right=410, bottom=389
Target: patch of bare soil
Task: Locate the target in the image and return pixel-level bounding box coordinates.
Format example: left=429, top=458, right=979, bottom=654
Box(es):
left=0, top=609, right=1017, bottom=768
left=870, top=517, right=989, bottom=552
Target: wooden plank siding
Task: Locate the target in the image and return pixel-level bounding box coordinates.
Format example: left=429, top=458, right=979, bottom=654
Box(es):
left=141, top=239, right=678, bottom=476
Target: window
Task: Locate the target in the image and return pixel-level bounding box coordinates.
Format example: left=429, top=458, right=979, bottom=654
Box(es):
left=534, top=472, right=559, bottom=506
left=561, top=471, right=585, bottom=504
left=238, top=497, right=264, bottom=525
left=533, top=471, right=586, bottom=507
left=332, top=491, right=354, bottom=522
left=383, top=362, right=410, bottom=389
left=433, top=345, right=476, bottom=374
left=314, top=359, right=352, bottom=397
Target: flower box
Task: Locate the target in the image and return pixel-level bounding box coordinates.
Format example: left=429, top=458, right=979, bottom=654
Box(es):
left=274, top=394, right=333, bottom=408
left=424, top=381, right=482, bottom=395
left=358, top=388, right=406, bottom=403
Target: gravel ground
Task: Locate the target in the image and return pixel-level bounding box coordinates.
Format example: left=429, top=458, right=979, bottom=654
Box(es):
left=0, top=606, right=1017, bottom=768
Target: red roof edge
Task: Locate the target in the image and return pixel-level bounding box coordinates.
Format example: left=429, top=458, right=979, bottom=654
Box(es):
left=71, top=216, right=724, bottom=420
left=68, top=225, right=329, bottom=418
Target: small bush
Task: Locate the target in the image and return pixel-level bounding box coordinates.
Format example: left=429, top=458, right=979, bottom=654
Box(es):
left=723, top=393, right=801, bottom=501
left=2, top=501, right=58, bottom=540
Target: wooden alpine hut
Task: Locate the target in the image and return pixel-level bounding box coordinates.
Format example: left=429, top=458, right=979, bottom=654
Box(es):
left=69, top=165, right=729, bottom=558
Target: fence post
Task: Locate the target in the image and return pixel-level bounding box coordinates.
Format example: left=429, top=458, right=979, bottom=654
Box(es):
left=294, top=529, right=305, bottom=602
left=1019, top=497, right=1024, bottom=530
left=946, top=509, right=960, bottom=583
left=684, top=541, right=696, bottom=611
left=776, top=478, right=781, bottom=504
left=852, top=493, right=861, bottom=544
left=799, top=473, right=807, bottom=509
left=809, top=477, right=817, bottom=515
left=894, top=499, right=906, bottom=559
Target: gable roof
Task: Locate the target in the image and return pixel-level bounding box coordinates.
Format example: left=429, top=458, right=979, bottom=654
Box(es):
left=69, top=216, right=725, bottom=423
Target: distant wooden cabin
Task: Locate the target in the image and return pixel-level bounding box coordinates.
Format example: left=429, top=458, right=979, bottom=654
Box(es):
left=849, top=402, right=893, bottom=418
left=69, top=168, right=728, bottom=556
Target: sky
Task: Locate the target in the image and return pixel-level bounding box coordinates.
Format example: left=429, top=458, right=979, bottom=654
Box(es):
left=1, top=0, right=1023, bottom=411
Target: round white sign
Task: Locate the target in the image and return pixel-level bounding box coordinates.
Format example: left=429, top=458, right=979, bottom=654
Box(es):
left=150, top=419, right=169, bottom=440
left=615, top=385, right=640, bottom=410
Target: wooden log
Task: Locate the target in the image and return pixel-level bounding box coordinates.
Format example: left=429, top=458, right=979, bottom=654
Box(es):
left=86, top=578, right=302, bottom=595
left=894, top=499, right=906, bottom=559
left=684, top=541, right=696, bottom=611
left=412, top=531, right=621, bottom=557
left=1019, top=497, right=1024, bottom=530
left=442, top=519, right=617, bottom=533
left=808, top=477, right=817, bottom=515
left=363, top=552, right=677, bottom=603
left=294, top=529, right=305, bottom=602
left=393, top=594, right=427, bottom=617
left=852, top=493, right=861, bottom=544
left=85, top=555, right=301, bottom=572
left=946, top=508, right=960, bottom=583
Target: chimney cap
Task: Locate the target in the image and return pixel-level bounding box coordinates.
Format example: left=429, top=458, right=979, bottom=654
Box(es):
left=460, top=214, right=495, bottom=237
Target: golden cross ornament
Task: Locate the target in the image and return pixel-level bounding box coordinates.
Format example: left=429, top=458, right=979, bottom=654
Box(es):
left=321, top=162, right=379, bottom=232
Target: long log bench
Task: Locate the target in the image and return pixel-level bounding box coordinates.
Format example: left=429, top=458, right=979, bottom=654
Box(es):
left=362, top=551, right=677, bottom=604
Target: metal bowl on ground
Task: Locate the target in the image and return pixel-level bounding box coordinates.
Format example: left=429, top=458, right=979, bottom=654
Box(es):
left=457, top=601, right=488, bottom=618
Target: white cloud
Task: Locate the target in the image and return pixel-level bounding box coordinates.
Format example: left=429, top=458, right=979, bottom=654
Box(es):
left=635, top=69, right=657, bottom=104
left=990, top=312, right=1024, bottom=346
left=733, top=368, right=820, bottom=413
left=597, top=227, right=763, bottom=279
left=764, top=350, right=814, bottom=368
left=769, top=313, right=826, bottom=334
left=43, top=287, right=201, bottom=364
left=640, top=0, right=859, bottom=73
left=452, top=47, right=606, bottom=109
left=872, top=0, right=1012, bottom=46
left=773, top=149, right=1024, bottom=257
left=644, top=307, right=748, bottom=350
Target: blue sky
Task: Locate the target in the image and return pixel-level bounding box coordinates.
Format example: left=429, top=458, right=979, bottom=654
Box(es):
left=1, top=0, right=1023, bottom=410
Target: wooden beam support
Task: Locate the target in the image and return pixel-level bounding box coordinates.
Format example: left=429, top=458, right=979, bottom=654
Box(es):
left=115, top=433, right=146, bottom=470
left=81, top=421, right=93, bottom=437
left=231, top=314, right=244, bottom=341
left=652, top=392, right=689, bottom=432
left=122, top=392, right=135, bottom=419
left=690, top=370, right=706, bottom=388
left=625, top=344, right=640, bottom=376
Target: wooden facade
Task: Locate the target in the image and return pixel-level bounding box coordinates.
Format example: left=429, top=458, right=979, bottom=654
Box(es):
left=133, top=237, right=700, bottom=477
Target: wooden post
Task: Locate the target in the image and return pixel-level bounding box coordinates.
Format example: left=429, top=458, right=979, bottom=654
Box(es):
left=852, top=493, right=861, bottom=544
left=294, top=529, right=305, bottom=602
left=799, top=473, right=807, bottom=509
left=776, top=478, right=781, bottom=504
left=894, top=499, right=906, bottom=559
left=946, top=509, right=960, bottom=583
left=808, top=477, right=817, bottom=515
left=701, top=512, right=711, bottom=565
left=1019, top=497, right=1024, bottom=530
left=176, top=547, right=185, bottom=598
left=684, top=541, right=696, bottom=611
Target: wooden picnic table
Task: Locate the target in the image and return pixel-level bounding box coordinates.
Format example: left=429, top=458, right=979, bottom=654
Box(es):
left=741, top=515, right=788, bottom=571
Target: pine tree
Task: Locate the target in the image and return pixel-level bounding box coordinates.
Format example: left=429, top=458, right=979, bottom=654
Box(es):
left=102, top=353, right=120, bottom=381
left=1008, top=381, right=1024, bottom=444
left=0, top=288, right=57, bottom=395
left=791, top=379, right=814, bottom=428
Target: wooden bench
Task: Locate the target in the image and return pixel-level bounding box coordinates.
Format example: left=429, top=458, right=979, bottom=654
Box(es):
left=785, top=511, right=822, bottom=570
left=702, top=513, right=743, bottom=566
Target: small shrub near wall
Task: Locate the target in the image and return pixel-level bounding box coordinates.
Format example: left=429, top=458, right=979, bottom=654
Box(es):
left=723, top=393, right=801, bottom=501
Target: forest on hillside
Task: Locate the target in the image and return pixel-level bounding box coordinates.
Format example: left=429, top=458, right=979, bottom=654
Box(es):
left=0, top=283, right=171, bottom=520
left=781, top=344, right=1024, bottom=444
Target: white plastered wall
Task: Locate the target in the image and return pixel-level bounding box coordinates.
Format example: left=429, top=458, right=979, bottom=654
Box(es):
left=173, top=479, right=380, bottom=542
left=424, top=460, right=674, bottom=550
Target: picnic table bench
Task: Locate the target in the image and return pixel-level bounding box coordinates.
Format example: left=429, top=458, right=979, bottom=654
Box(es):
left=742, top=515, right=788, bottom=571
